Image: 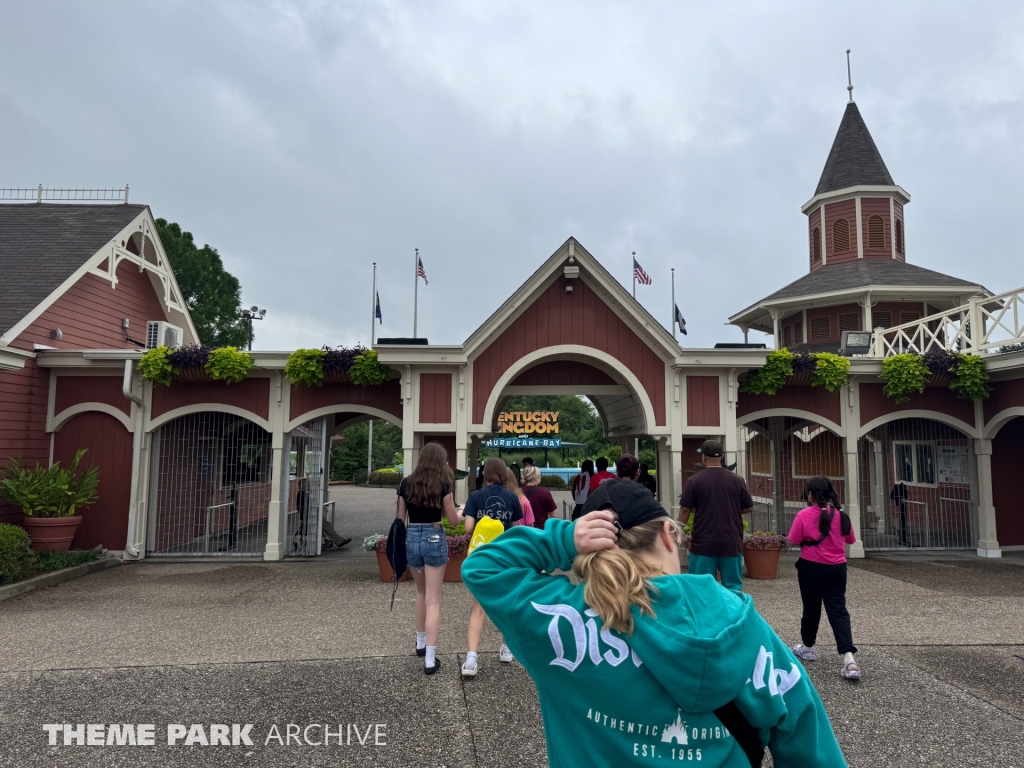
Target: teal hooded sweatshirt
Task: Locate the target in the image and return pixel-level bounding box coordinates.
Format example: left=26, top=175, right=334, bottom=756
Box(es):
left=462, top=519, right=847, bottom=768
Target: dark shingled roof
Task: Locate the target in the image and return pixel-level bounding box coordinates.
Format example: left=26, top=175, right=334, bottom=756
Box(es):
left=0, top=203, right=147, bottom=337
left=752, top=260, right=981, bottom=306
left=815, top=102, right=894, bottom=195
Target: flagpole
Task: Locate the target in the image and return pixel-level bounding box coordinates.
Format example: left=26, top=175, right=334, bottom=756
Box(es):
left=413, top=247, right=419, bottom=338
left=632, top=251, right=636, bottom=299
left=368, top=261, right=377, bottom=479
left=671, top=268, right=676, bottom=340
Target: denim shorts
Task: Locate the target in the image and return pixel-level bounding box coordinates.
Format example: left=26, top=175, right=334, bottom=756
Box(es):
left=406, top=524, right=449, bottom=568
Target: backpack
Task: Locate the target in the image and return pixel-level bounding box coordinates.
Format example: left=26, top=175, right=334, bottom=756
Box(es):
left=468, top=516, right=505, bottom=554
left=385, top=516, right=407, bottom=609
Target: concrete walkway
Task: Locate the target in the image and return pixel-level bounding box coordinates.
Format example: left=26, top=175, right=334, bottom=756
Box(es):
left=0, top=486, right=1022, bottom=767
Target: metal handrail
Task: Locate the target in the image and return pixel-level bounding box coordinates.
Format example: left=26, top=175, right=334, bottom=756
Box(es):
left=204, top=502, right=235, bottom=554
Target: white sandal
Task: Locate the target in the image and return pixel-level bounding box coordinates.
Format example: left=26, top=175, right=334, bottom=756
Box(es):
left=841, top=660, right=862, bottom=680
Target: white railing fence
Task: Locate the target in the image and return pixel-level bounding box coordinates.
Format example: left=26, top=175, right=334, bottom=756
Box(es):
left=873, top=286, right=1024, bottom=357
left=0, top=185, right=129, bottom=203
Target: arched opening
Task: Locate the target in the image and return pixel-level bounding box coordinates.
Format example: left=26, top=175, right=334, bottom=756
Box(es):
left=146, top=412, right=272, bottom=556
left=991, top=416, right=1024, bottom=547
left=859, top=417, right=975, bottom=550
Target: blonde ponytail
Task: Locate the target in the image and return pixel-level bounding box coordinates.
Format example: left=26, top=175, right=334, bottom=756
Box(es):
left=572, top=516, right=683, bottom=635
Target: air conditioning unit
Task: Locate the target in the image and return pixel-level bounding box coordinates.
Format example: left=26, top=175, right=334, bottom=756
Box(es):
left=146, top=321, right=183, bottom=349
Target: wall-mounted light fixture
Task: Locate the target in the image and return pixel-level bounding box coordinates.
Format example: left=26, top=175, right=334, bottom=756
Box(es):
left=50, top=328, right=63, bottom=340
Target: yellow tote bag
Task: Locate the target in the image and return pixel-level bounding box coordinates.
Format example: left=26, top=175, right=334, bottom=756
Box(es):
left=468, top=516, right=505, bottom=554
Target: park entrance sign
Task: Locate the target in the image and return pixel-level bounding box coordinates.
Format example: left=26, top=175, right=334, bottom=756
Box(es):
left=497, top=411, right=560, bottom=435
left=483, top=436, right=562, bottom=449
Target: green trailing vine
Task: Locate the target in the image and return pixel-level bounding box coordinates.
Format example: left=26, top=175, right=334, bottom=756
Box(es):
left=949, top=354, right=991, bottom=400
left=880, top=354, right=929, bottom=404
left=138, top=346, right=174, bottom=386
left=811, top=352, right=851, bottom=392
left=348, top=349, right=390, bottom=386
left=739, top=349, right=793, bottom=396
left=205, top=347, right=254, bottom=384
left=285, top=348, right=327, bottom=387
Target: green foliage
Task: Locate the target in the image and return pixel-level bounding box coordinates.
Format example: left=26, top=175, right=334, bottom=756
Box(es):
left=348, top=349, right=390, bottom=386
left=0, top=523, right=38, bottom=584
left=155, top=219, right=250, bottom=348
left=205, top=346, right=254, bottom=384
left=442, top=517, right=466, bottom=536
left=540, top=475, right=567, bottom=489
left=285, top=348, right=326, bottom=387
left=138, top=346, right=174, bottom=386
left=880, top=354, right=929, bottom=404
left=36, top=549, right=99, bottom=572
left=950, top=354, right=992, bottom=400
left=739, top=349, right=794, bottom=396
left=331, top=420, right=404, bottom=480
left=1, top=450, right=99, bottom=518
left=811, top=353, right=851, bottom=392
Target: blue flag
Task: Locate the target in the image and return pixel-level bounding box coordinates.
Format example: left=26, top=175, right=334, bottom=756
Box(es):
left=675, top=304, right=687, bottom=335
left=375, top=292, right=382, bottom=324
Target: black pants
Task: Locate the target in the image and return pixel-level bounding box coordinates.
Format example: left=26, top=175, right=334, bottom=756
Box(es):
left=795, top=559, right=857, bottom=655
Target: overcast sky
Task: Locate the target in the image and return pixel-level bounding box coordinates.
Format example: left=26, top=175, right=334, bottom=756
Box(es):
left=2, top=1, right=1023, bottom=350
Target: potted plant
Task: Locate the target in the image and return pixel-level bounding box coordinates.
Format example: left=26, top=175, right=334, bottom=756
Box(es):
left=443, top=518, right=471, bottom=582
left=923, top=350, right=956, bottom=388
left=168, top=344, right=212, bottom=382
left=1, top=450, right=99, bottom=551
left=363, top=534, right=409, bottom=582
left=322, top=345, right=363, bottom=383
left=742, top=531, right=790, bottom=580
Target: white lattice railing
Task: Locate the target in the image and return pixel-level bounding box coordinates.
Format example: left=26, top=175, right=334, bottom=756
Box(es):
left=873, top=287, right=1024, bottom=357
left=0, top=185, right=129, bottom=203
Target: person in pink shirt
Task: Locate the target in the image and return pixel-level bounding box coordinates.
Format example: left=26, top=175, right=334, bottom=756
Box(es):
left=787, top=475, right=862, bottom=681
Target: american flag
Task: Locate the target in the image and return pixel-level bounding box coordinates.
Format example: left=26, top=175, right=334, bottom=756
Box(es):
left=675, top=304, right=687, bottom=335
left=633, top=258, right=652, bottom=286
left=417, top=256, right=429, bottom=285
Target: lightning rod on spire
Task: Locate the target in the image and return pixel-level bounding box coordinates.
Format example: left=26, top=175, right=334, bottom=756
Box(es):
left=846, top=49, right=854, bottom=102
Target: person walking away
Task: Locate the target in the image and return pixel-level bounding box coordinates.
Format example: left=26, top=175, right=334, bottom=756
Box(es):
left=521, top=465, right=557, bottom=528
left=396, top=442, right=462, bottom=675
left=522, top=456, right=535, bottom=468
left=504, top=467, right=535, bottom=527
left=461, top=457, right=523, bottom=677
left=679, top=440, right=753, bottom=594
left=463, top=480, right=848, bottom=768
left=615, top=454, right=641, bottom=482
left=788, top=475, right=861, bottom=680
left=638, top=463, right=658, bottom=497
left=588, top=456, right=615, bottom=492
left=571, top=459, right=594, bottom=520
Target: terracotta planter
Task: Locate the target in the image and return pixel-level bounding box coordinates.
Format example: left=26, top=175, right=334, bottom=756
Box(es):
left=444, top=552, right=467, bottom=582
left=175, top=366, right=211, bottom=383
left=323, top=369, right=350, bottom=384
left=375, top=550, right=409, bottom=583
left=742, top=545, right=782, bottom=580
left=22, top=516, right=82, bottom=552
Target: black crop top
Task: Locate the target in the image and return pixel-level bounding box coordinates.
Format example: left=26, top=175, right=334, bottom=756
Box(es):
left=398, top=478, right=451, bottom=524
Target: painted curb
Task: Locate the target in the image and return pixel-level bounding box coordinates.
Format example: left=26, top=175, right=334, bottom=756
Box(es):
left=0, top=557, right=121, bottom=602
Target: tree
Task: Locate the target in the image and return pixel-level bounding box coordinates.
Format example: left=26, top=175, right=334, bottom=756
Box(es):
left=330, top=420, right=403, bottom=480
left=155, top=219, right=250, bottom=348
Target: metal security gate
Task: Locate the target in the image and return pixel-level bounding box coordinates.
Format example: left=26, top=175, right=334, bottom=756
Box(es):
left=287, top=416, right=327, bottom=557
left=741, top=418, right=846, bottom=536
left=147, top=413, right=272, bottom=556
left=859, top=418, right=977, bottom=550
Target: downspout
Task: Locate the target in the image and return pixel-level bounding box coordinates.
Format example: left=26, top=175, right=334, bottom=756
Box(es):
left=122, top=359, right=145, bottom=558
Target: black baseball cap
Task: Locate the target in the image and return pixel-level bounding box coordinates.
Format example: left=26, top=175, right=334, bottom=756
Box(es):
left=581, top=480, right=667, bottom=531
left=698, top=439, right=723, bottom=458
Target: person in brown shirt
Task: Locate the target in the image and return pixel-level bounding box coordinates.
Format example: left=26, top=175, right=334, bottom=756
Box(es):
left=679, top=440, right=752, bottom=594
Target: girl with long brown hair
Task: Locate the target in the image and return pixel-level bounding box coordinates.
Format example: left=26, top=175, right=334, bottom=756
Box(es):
left=396, top=442, right=461, bottom=674
left=463, top=479, right=846, bottom=767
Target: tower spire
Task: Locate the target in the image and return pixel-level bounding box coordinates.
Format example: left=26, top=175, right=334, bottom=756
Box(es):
left=846, top=49, right=853, bottom=102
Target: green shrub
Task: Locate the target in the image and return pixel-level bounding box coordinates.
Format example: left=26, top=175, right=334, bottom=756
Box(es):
left=739, top=349, right=794, bottom=396
left=950, top=354, right=991, bottom=400
left=138, top=346, right=174, bottom=386
left=348, top=349, right=390, bottom=386
left=36, top=549, right=98, bottom=572
left=880, top=354, right=929, bottom=404
left=540, top=475, right=567, bottom=489
left=812, top=352, right=851, bottom=392
left=367, top=470, right=402, bottom=486
left=205, top=346, right=254, bottom=384
left=285, top=348, right=326, bottom=387
left=0, top=523, right=38, bottom=584
left=2, top=449, right=99, bottom=518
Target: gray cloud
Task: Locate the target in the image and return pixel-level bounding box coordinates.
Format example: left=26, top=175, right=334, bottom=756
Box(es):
left=2, top=1, right=1022, bottom=349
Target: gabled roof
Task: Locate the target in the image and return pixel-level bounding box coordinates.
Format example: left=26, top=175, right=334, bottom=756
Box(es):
left=0, top=203, right=149, bottom=336
left=815, top=102, right=894, bottom=195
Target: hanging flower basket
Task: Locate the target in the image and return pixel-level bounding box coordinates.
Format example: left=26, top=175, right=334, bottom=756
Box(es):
left=323, top=369, right=351, bottom=384
left=786, top=370, right=814, bottom=386
left=925, top=371, right=951, bottom=388
left=175, top=365, right=212, bottom=383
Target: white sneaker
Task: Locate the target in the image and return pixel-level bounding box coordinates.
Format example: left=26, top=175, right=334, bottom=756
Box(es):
left=792, top=643, right=816, bottom=662
left=461, top=658, right=478, bottom=678
left=499, top=644, right=514, bottom=663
